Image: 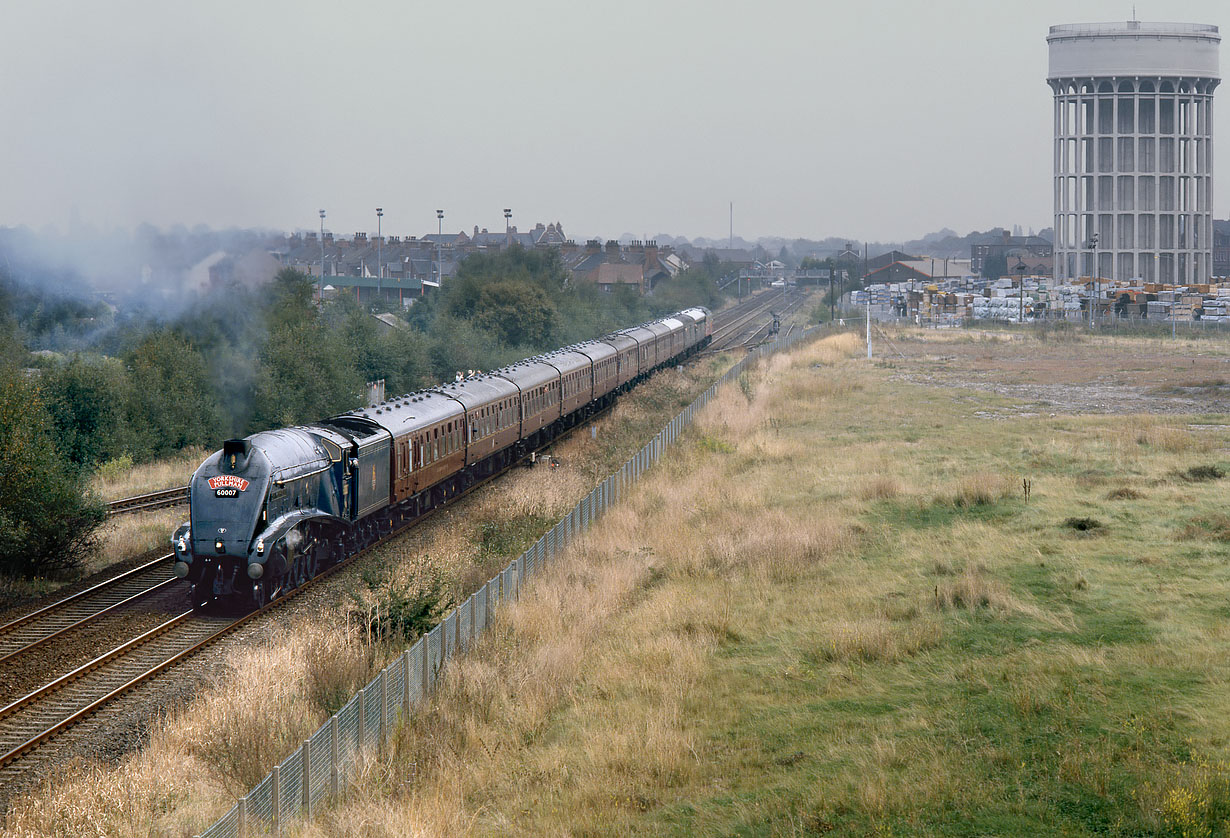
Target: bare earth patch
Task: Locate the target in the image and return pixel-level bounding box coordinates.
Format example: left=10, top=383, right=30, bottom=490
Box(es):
left=885, top=328, right=1230, bottom=417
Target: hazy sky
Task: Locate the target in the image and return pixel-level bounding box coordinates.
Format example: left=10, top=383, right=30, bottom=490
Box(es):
left=1, top=0, right=1225, bottom=244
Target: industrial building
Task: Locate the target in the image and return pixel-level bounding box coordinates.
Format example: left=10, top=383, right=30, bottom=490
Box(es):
left=1047, top=21, right=1220, bottom=285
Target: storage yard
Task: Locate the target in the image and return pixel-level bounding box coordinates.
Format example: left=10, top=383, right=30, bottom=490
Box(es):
left=855, top=278, right=1230, bottom=325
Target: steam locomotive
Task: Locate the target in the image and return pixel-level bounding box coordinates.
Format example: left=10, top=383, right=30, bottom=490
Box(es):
left=172, top=308, right=712, bottom=608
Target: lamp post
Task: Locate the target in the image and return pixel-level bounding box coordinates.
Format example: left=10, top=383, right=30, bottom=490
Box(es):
left=1088, top=232, right=1099, bottom=327
left=376, top=207, right=383, bottom=303
left=436, top=209, right=444, bottom=286
left=318, top=209, right=326, bottom=302
left=503, top=208, right=512, bottom=248
left=1014, top=258, right=1028, bottom=325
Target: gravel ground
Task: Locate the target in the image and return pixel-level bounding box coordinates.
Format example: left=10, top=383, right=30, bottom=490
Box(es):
left=887, top=330, right=1230, bottom=417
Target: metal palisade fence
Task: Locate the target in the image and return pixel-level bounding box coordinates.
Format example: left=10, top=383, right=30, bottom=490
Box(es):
left=197, top=324, right=822, bottom=837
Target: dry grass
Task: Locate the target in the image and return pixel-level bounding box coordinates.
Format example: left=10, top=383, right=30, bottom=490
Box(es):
left=945, top=471, right=1016, bottom=508
left=1116, top=417, right=1211, bottom=456
left=933, top=564, right=1017, bottom=613
left=858, top=475, right=904, bottom=501
left=84, top=508, right=186, bottom=573
left=811, top=616, right=943, bottom=663
left=89, top=447, right=208, bottom=502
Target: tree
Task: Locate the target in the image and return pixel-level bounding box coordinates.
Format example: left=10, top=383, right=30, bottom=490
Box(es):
left=379, top=325, right=433, bottom=395
left=123, top=330, right=224, bottom=459
left=42, top=355, right=130, bottom=468
left=0, top=364, right=105, bottom=577
left=251, top=270, right=364, bottom=428
left=473, top=281, right=558, bottom=347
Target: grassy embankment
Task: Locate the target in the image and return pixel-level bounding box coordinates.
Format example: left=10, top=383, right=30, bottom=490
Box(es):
left=84, top=448, right=211, bottom=575
left=280, top=329, right=1230, bottom=836
left=1, top=356, right=737, bottom=835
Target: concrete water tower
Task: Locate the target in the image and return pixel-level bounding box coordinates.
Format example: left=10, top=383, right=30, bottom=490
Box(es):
left=1048, top=21, right=1219, bottom=285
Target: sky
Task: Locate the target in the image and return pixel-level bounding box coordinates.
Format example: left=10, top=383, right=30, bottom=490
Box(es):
left=1, top=0, right=1226, bottom=245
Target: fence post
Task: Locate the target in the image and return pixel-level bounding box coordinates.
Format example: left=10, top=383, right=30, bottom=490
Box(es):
left=330, top=715, right=339, bottom=797
left=237, top=797, right=247, bottom=838
left=271, top=765, right=281, bottom=836
left=380, top=670, right=389, bottom=741
left=357, top=686, right=366, bottom=750
left=468, top=593, right=476, bottom=649
left=402, top=649, right=412, bottom=715
left=302, top=738, right=312, bottom=819
left=422, top=632, right=431, bottom=697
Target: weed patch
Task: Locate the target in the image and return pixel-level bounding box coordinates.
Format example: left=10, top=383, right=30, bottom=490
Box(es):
left=1177, top=463, right=1226, bottom=482
left=1178, top=514, right=1230, bottom=542
left=694, top=435, right=735, bottom=455
left=948, top=472, right=1016, bottom=508
left=934, top=565, right=1017, bottom=613
left=1064, top=516, right=1104, bottom=533
left=810, top=617, right=942, bottom=664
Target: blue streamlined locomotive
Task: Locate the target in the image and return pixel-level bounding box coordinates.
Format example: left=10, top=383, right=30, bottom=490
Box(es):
left=172, top=309, right=712, bottom=608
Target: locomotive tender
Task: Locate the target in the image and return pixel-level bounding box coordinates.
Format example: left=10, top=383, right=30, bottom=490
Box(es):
left=172, top=308, right=711, bottom=608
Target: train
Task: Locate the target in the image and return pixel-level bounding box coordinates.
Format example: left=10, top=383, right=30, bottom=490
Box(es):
left=171, top=308, right=712, bottom=608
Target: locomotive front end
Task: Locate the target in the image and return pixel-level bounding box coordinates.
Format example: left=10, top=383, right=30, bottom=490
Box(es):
left=174, top=438, right=272, bottom=601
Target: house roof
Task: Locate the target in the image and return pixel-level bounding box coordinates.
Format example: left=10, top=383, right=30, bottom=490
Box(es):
left=591, top=263, right=643, bottom=285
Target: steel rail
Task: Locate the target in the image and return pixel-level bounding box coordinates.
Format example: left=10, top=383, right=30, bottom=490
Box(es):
left=0, top=577, right=181, bottom=667
left=709, top=289, right=793, bottom=351
left=0, top=611, right=194, bottom=727
left=712, top=289, right=789, bottom=340
left=107, top=486, right=188, bottom=516
left=0, top=610, right=239, bottom=769
left=0, top=555, right=174, bottom=638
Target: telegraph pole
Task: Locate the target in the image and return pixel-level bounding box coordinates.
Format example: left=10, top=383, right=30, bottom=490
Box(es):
left=826, top=257, right=835, bottom=322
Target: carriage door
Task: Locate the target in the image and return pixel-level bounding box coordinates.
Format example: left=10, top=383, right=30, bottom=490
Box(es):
left=412, top=435, right=425, bottom=491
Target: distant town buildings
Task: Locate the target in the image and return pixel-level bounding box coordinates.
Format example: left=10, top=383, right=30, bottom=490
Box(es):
left=969, top=230, right=1053, bottom=277
left=261, top=222, right=698, bottom=305
left=1047, top=21, right=1220, bottom=285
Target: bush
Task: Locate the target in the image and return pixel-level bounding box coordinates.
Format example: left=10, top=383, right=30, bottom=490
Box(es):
left=94, top=453, right=135, bottom=484
left=0, top=365, right=106, bottom=577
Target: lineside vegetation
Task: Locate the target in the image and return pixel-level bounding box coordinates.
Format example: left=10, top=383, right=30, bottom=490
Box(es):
left=13, top=323, right=1230, bottom=835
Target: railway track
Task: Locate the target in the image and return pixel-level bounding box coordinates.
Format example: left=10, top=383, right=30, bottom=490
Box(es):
left=741, top=290, right=809, bottom=346
left=0, top=556, right=179, bottom=666
left=106, top=486, right=188, bottom=516
left=707, top=288, right=799, bottom=352
left=0, top=609, right=236, bottom=771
